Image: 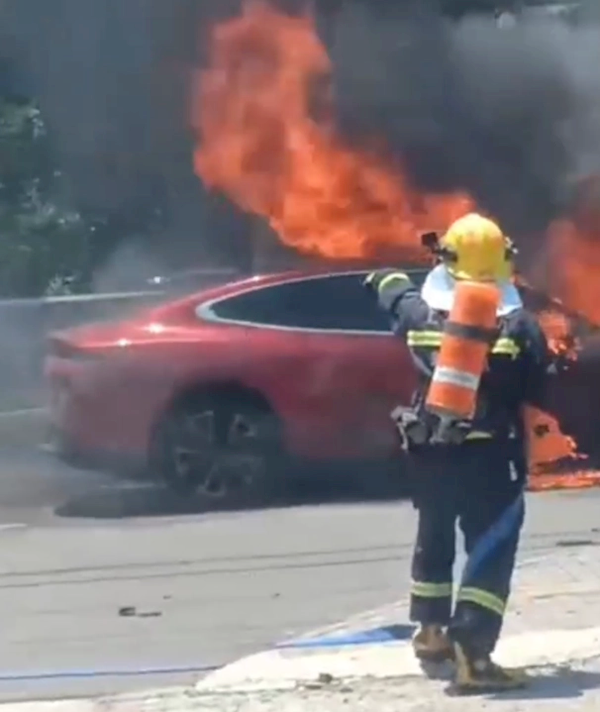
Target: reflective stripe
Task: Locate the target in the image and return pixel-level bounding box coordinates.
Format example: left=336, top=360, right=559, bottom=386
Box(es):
left=431, top=366, right=479, bottom=390
left=457, top=586, right=506, bottom=616
left=407, top=330, right=442, bottom=347
left=378, top=272, right=411, bottom=293
left=465, top=431, right=493, bottom=440
left=493, top=338, right=520, bottom=357
left=407, top=330, right=520, bottom=357
left=411, top=580, right=453, bottom=598
left=407, top=336, right=442, bottom=348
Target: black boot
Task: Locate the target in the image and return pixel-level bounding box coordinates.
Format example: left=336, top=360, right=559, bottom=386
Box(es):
left=412, top=624, right=455, bottom=663
left=449, top=642, right=528, bottom=695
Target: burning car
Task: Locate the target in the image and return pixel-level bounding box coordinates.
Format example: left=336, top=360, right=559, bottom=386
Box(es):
left=44, top=1, right=600, bottom=503
left=44, top=265, right=600, bottom=504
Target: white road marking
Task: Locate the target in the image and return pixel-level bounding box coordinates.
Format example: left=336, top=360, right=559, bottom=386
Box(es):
left=0, top=409, right=46, bottom=419
left=0, top=523, right=26, bottom=532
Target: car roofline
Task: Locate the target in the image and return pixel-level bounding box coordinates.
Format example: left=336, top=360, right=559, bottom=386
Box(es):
left=225, top=264, right=429, bottom=288
left=194, top=267, right=430, bottom=337
left=195, top=267, right=598, bottom=337
left=200, top=265, right=430, bottom=303
left=152, top=264, right=430, bottom=312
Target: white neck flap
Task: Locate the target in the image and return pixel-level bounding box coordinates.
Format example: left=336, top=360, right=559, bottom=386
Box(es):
left=420, top=264, right=523, bottom=316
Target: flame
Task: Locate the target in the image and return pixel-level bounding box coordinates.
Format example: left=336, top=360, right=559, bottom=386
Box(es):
left=525, top=402, right=600, bottom=492
left=526, top=310, right=600, bottom=491
left=541, top=176, right=600, bottom=325
left=527, top=179, right=600, bottom=489
left=525, top=312, right=581, bottom=487
left=192, top=1, right=474, bottom=261
left=193, top=1, right=600, bottom=491
left=546, top=220, right=600, bottom=326
left=536, top=310, right=579, bottom=360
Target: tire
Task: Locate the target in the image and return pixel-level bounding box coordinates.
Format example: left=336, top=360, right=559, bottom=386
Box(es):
left=151, top=393, right=284, bottom=506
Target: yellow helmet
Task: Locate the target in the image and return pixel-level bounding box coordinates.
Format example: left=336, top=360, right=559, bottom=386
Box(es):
left=440, top=213, right=515, bottom=283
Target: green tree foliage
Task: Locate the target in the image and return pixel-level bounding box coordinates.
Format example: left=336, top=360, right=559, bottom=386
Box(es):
left=0, top=97, right=91, bottom=297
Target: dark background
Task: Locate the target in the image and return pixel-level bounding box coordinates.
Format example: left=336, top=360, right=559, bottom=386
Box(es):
left=0, top=0, right=591, bottom=288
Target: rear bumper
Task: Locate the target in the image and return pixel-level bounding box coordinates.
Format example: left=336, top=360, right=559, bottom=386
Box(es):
left=47, top=423, right=150, bottom=479
left=45, top=354, right=155, bottom=460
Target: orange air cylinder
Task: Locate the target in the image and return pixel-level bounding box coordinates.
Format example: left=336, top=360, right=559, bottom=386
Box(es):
left=425, top=280, right=501, bottom=421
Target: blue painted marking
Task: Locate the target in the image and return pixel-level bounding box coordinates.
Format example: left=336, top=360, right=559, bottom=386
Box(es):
left=0, top=663, right=220, bottom=683
left=277, top=624, right=414, bottom=649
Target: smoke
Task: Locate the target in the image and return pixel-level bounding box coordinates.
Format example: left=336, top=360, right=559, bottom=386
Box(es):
left=91, top=241, right=166, bottom=294
left=0, top=0, right=254, bottom=272
left=327, top=2, right=600, bottom=243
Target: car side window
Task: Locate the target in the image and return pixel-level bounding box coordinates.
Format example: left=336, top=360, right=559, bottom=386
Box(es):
left=207, top=270, right=428, bottom=332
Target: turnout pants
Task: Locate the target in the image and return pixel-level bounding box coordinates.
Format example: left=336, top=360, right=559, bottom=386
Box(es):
left=408, top=440, right=525, bottom=658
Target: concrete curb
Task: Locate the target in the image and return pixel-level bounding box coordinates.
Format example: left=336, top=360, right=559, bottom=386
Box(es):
left=192, top=544, right=600, bottom=704
left=194, top=626, right=600, bottom=695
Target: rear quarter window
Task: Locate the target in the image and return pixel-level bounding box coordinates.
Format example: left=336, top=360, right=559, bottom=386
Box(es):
left=205, top=271, right=426, bottom=332
left=204, top=270, right=594, bottom=342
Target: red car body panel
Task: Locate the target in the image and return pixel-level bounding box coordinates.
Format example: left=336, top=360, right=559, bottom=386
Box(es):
left=44, top=270, right=420, bottom=465
left=47, top=267, right=599, bottom=470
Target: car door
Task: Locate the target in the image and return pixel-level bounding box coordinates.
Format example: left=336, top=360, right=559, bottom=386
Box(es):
left=292, top=273, right=421, bottom=458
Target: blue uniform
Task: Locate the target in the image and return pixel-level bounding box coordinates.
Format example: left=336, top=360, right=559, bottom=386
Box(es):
left=366, top=268, right=555, bottom=659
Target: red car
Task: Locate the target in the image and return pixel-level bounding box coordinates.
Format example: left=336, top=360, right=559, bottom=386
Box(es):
left=44, top=267, right=600, bottom=502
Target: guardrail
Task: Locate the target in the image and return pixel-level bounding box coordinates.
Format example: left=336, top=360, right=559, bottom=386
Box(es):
left=0, top=290, right=165, bottom=413
left=0, top=269, right=243, bottom=415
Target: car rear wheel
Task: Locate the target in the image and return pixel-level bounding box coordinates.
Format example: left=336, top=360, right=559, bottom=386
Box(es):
left=152, top=394, right=283, bottom=505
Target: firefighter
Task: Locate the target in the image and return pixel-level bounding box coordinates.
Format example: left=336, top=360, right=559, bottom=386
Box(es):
left=364, top=213, right=555, bottom=694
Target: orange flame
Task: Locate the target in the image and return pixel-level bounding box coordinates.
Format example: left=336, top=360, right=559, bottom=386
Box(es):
left=192, top=1, right=474, bottom=261
left=527, top=182, right=600, bottom=489
left=546, top=223, right=600, bottom=326
left=536, top=310, right=579, bottom=359
left=526, top=310, right=600, bottom=491
left=525, top=312, right=580, bottom=486
left=193, top=1, right=600, bottom=491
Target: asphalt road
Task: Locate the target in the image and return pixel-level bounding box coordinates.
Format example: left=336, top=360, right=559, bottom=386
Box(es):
left=0, top=450, right=598, bottom=702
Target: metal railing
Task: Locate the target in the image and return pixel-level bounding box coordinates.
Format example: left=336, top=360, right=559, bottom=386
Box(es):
left=0, top=269, right=243, bottom=412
